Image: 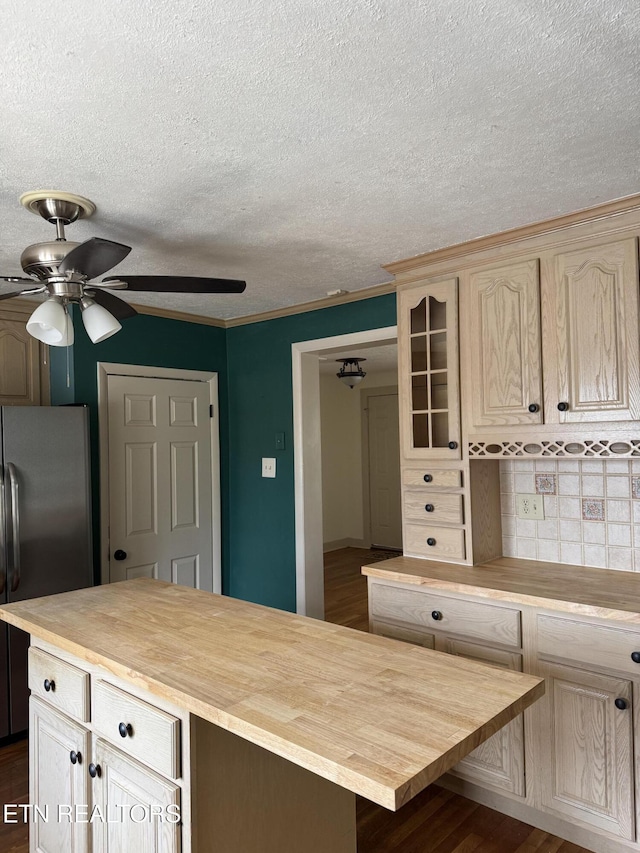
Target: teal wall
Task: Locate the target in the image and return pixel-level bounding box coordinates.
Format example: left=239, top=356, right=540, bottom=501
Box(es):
left=225, top=294, right=396, bottom=611
left=49, top=294, right=396, bottom=608
left=55, top=312, right=228, bottom=584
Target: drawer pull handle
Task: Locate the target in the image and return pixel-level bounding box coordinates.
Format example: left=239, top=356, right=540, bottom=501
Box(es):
left=70, top=750, right=82, bottom=765
left=89, top=763, right=101, bottom=779
left=431, top=610, right=443, bottom=621
left=615, top=698, right=629, bottom=711
left=118, top=722, right=133, bottom=738
left=448, top=441, right=458, bottom=450
left=44, top=679, right=55, bottom=693
left=557, top=402, right=569, bottom=412
left=425, top=504, right=434, bottom=513
left=631, top=652, right=640, bottom=664
left=528, top=403, right=540, bottom=413
left=423, top=474, right=433, bottom=483
left=426, top=537, right=436, bottom=546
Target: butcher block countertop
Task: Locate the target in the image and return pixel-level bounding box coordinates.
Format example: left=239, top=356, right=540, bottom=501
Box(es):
left=0, top=578, right=543, bottom=810
left=363, top=555, right=640, bottom=623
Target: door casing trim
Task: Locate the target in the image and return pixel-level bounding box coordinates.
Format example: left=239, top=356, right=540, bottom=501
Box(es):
left=97, top=362, right=221, bottom=591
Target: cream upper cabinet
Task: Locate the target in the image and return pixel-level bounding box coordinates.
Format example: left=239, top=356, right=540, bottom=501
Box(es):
left=467, top=238, right=640, bottom=430
left=397, top=277, right=461, bottom=459
left=0, top=303, right=50, bottom=406
left=542, top=238, right=640, bottom=424
left=469, top=259, right=543, bottom=427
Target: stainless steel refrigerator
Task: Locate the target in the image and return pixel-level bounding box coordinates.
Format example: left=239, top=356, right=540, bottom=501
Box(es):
left=0, top=406, right=93, bottom=738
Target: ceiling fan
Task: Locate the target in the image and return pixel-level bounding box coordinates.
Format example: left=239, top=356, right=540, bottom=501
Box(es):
left=0, top=191, right=246, bottom=346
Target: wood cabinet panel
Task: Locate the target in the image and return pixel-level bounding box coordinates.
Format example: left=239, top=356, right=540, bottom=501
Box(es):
left=469, top=259, right=543, bottom=427
left=440, top=638, right=525, bottom=796
left=543, top=238, right=640, bottom=423
left=404, top=522, right=466, bottom=561
left=92, top=738, right=180, bottom=853
left=93, top=681, right=181, bottom=780
left=537, top=661, right=634, bottom=840
left=370, top=619, right=436, bottom=649
left=398, top=278, right=461, bottom=459
left=28, top=647, right=90, bottom=723
left=30, top=697, right=91, bottom=853
left=403, top=490, right=463, bottom=525
left=0, top=319, right=45, bottom=406
left=402, top=467, right=462, bottom=488
left=369, top=582, right=521, bottom=648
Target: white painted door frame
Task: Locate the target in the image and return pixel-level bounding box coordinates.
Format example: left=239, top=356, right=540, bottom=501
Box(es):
left=97, top=362, right=222, bottom=592
left=292, top=326, right=397, bottom=618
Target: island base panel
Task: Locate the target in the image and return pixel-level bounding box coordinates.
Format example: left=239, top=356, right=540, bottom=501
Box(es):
left=193, top=717, right=357, bottom=853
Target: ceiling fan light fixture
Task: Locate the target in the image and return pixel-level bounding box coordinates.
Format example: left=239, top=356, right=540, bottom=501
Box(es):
left=26, top=296, right=74, bottom=346
left=336, top=357, right=367, bottom=389
left=80, top=296, right=122, bottom=344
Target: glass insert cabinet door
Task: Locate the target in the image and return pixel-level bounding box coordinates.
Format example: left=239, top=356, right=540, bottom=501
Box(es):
left=397, top=277, right=461, bottom=459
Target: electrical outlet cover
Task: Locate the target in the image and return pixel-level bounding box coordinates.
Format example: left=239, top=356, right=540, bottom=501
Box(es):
left=516, top=493, right=544, bottom=520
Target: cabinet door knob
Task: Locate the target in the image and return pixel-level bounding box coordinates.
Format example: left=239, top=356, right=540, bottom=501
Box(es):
left=44, top=678, right=55, bottom=693
left=448, top=441, right=458, bottom=450
left=89, top=763, right=101, bottom=779
left=425, top=504, right=434, bottom=513
left=119, top=722, right=133, bottom=738
left=426, top=537, right=436, bottom=546
left=528, top=403, right=540, bottom=413
left=631, top=651, right=640, bottom=664
left=431, top=610, right=443, bottom=621
left=423, top=474, right=433, bottom=483
left=70, top=750, right=82, bottom=765
left=615, top=697, right=629, bottom=711
left=557, top=402, right=570, bottom=412
left=113, top=549, right=127, bottom=561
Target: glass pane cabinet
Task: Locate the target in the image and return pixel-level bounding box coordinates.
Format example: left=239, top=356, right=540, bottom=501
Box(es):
left=398, top=277, right=461, bottom=459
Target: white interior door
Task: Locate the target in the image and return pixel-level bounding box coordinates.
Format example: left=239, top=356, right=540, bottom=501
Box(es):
left=107, top=374, right=215, bottom=591
left=368, top=393, right=402, bottom=549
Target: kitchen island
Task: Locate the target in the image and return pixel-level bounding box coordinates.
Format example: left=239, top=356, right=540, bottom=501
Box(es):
left=0, top=578, right=544, bottom=852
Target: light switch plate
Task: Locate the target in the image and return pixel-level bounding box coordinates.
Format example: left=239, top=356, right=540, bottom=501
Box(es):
left=516, top=493, right=544, bottom=520
left=262, top=457, right=276, bottom=478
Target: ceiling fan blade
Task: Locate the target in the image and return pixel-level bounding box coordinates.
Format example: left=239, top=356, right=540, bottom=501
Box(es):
left=59, top=237, right=132, bottom=279
left=0, top=288, right=44, bottom=301
left=0, top=275, right=38, bottom=283
left=89, top=289, right=139, bottom=320
left=102, top=275, right=246, bottom=294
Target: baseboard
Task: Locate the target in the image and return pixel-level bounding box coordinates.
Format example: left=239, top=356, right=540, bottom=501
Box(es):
left=323, top=538, right=369, bottom=553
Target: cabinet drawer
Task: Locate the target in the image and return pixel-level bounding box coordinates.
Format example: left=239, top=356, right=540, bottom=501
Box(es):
left=28, top=647, right=90, bottom=723
left=370, top=583, right=521, bottom=648
left=93, top=680, right=181, bottom=779
left=537, top=615, right=640, bottom=676
left=404, top=523, right=466, bottom=561
left=403, top=468, right=462, bottom=489
left=404, top=491, right=463, bottom=524
left=370, top=619, right=435, bottom=649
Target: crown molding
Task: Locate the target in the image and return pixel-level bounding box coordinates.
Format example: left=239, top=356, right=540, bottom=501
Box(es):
left=383, top=192, right=640, bottom=275
left=223, top=280, right=396, bottom=328
left=129, top=303, right=226, bottom=328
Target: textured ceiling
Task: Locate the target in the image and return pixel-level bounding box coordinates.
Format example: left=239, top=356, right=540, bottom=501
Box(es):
left=1, top=0, right=639, bottom=321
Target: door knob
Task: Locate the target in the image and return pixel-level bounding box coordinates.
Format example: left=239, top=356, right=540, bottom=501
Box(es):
left=89, top=763, right=101, bottom=778
left=113, top=550, right=127, bottom=561
left=615, top=698, right=629, bottom=711
left=70, top=750, right=82, bottom=765
left=528, top=403, right=540, bottom=413
left=557, top=402, right=570, bottom=412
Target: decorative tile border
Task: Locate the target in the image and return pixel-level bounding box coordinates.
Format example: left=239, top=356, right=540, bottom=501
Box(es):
left=535, top=474, right=556, bottom=495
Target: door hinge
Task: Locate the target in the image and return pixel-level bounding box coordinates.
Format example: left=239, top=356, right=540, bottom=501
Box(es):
left=209, top=404, right=214, bottom=418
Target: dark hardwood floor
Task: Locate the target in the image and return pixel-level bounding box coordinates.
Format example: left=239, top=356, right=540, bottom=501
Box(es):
left=0, top=549, right=590, bottom=852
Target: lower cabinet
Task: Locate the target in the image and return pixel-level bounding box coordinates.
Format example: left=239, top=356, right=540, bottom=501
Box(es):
left=91, top=738, right=180, bottom=853
left=28, top=642, right=185, bottom=853
left=30, top=698, right=91, bottom=853
left=536, top=661, right=635, bottom=841
left=441, top=638, right=525, bottom=796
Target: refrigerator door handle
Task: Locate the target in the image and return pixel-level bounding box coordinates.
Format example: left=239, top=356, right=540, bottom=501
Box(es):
left=7, top=463, right=20, bottom=593
left=0, top=464, right=5, bottom=595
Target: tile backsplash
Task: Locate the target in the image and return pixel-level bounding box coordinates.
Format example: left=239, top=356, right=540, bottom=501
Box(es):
left=500, top=459, right=640, bottom=572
